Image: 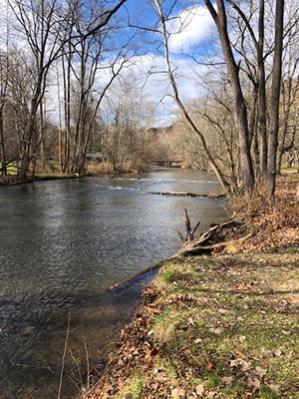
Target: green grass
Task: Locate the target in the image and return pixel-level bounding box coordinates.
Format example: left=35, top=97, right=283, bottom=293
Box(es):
left=0, top=162, right=18, bottom=176
left=117, top=371, right=144, bottom=399
left=84, top=246, right=299, bottom=398
left=117, top=250, right=299, bottom=398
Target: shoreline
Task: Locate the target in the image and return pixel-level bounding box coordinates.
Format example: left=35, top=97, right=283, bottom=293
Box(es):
left=0, top=172, right=139, bottom=187
left=81, top=175, right=299, bottom=399
left=0, top=166, right=223, bottom=188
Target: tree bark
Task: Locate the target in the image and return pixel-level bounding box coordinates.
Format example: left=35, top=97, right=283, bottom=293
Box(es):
left=267, top=0, right=284, bottom=197
left=0, top=108, right=7, bottom=176
left=205, top=0, right=255, bottom=195
left=257, top=0, right=268, bottom=180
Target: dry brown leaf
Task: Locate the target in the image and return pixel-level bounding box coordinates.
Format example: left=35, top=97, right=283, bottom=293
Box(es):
left=195, top=384, right=205, bottom=396
left=269, top=384, right=280, bottom=393
left=247, top=376, right=261, bottom=390
left=273, top=349, right=282, bottom=357
left=209, top=327, right=224, bottom=335
left=230, top=358, right=251, bottom=371
left=221, top=376, right=233, bottom=385
left=239, top=335, right=246, bottom=342
left=207, top=359, right=215, bottom=371
left=254, top=366, right=267, bottom=378
left=171, top=387, right=185, bottom=397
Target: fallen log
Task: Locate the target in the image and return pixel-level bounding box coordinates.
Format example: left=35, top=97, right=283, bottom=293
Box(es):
left=150, top=191, right=226, bottom=199
left=176, top=209, right=248, bottom=256
left=177, top=233, right=252, bottom=256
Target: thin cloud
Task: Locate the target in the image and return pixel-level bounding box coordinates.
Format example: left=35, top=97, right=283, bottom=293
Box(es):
left=168, top=5, right=215, bottom=53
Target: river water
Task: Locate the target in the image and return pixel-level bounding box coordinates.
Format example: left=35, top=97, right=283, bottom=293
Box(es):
left=0, top=169, right=227, bottom=398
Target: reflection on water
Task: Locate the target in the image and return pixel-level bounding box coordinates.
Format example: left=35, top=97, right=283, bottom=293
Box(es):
left=0, top=169, right=227, bottom=398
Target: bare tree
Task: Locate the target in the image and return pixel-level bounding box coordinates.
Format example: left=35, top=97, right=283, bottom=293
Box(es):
left=0, top=52, right=9, bottom=176
left=152, top=0, right=233, bottom=195
left=266, top=0, right=284, bottom=196
left=277, top=3, right=299, bottom=173
left=9, top=0, right=72, bottom=180
left=204, top=0, right=287, bottom=197
left=7, top=0, right=128, bottom=182
left=204, top=0, right=255, bottom=194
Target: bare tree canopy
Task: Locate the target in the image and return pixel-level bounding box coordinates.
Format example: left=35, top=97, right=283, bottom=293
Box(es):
left=0, top=0, right=298, bottom=198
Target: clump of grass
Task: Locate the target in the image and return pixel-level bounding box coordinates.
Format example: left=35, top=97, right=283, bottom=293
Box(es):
left=117, top=371, right=144, bottom=399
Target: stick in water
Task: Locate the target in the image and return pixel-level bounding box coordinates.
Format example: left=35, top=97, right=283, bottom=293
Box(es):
left=58, top=310, right=71, bottom=399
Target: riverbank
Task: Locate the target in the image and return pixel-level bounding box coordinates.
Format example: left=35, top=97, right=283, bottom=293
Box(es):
left=0, top=160, right=149, bottom=186
left=0, top=171, right=139, bottom=186
left=82, top=175, right=299, bottom=399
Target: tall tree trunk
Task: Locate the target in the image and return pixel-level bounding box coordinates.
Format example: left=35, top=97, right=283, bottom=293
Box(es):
left=39, top=100, right=45, bottom=171
left=267, top=0, right=284, bottom=197
left=257, top=0, right=268, bottom=180
left=62, top=51, right=71, bottom=173
left=0, top=107, right=7, bottom=177
left=205, top=0, right=255, bottom=195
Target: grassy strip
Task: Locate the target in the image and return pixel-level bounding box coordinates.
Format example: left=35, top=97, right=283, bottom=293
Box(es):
left=86, top=250, right=299, bottom=399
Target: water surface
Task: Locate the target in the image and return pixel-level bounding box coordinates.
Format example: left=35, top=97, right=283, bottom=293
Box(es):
left=0, top=169, right=227, bottom=398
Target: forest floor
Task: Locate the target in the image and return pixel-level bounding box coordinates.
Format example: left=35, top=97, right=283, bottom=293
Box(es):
left=83, top=174, right=299, bottom=399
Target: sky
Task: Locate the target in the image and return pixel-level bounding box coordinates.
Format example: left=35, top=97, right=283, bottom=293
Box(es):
left=102, top=0, right=220, bottom=126
left=0, top=0, right=219, bottom=127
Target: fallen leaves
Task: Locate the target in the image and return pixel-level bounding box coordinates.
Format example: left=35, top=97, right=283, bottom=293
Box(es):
left=254, top=366, right=267, bottom=378
left=230, top=357, right=251, bottom=371
left=195, top=384, right=205, bottom=396
left=269, top=383, right=280, bottom=393
left=194, top=338, right=202, bottom=344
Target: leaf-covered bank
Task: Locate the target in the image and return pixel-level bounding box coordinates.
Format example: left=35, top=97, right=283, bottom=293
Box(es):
left=83, top=250, right=299, bottom=399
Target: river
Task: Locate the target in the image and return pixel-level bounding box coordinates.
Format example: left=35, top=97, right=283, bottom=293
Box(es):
left=0, top=169, right=227, bottom=398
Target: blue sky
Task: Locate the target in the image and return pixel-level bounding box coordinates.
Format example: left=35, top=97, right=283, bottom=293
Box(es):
left=103, top=0, right=220, bottom=125
left=120, top=0, right=218, bottom=56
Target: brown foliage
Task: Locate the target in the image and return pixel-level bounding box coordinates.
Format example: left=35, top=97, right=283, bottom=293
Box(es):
left=233, top=177, right=299, bottom=252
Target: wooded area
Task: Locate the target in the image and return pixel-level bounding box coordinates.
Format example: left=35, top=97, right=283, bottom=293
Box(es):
left=0, top=0, right=298, bottom=198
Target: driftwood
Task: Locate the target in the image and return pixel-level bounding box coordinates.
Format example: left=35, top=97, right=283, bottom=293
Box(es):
left=177, top=209, right=250, bottom=256
left=150, top=191, right=226, bottom=199
left=178, top=233, right=252, bottom=256
left=177, top=208, right=201, bottom=242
